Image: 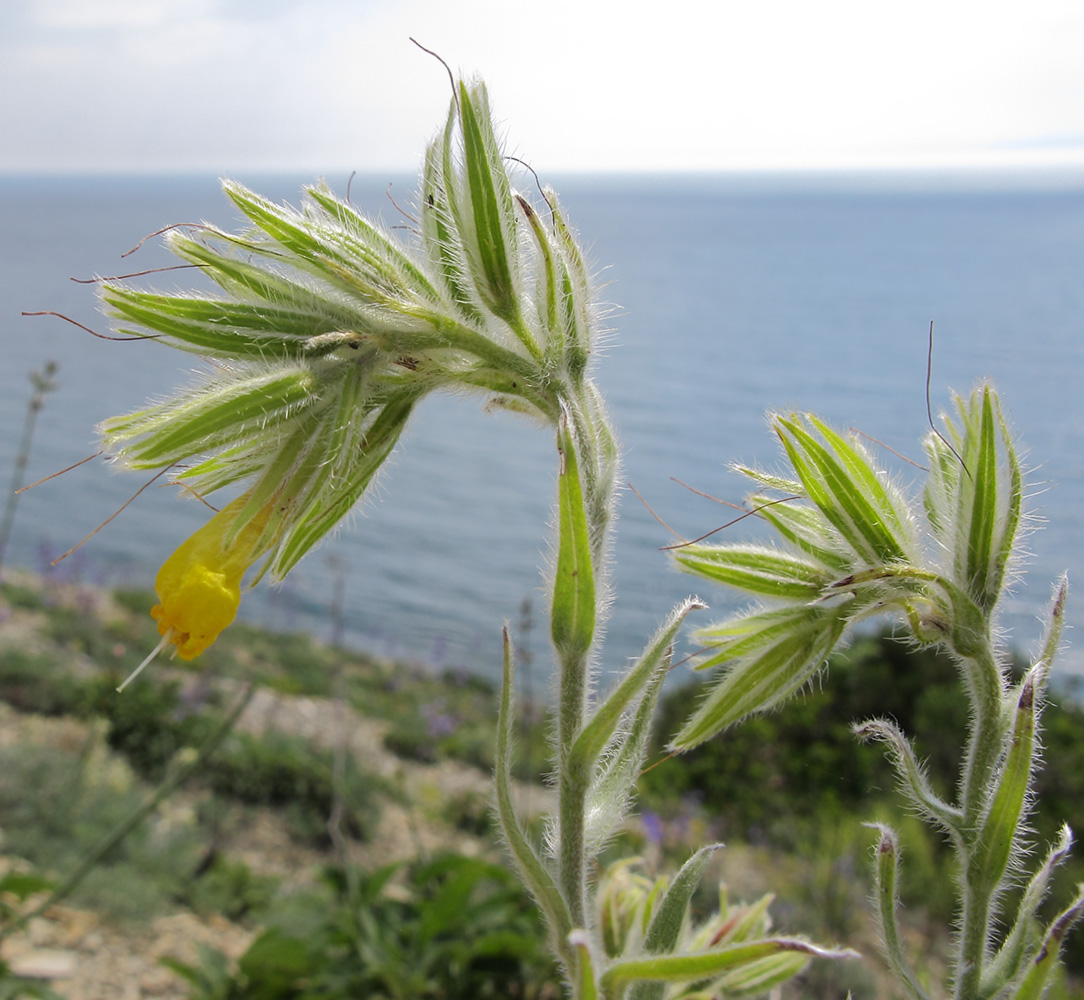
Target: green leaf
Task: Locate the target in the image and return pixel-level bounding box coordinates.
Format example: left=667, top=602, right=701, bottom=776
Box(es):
left=866, top=824, right=930, bottom=1000
left=965, top=387, right=999, bottom=608
left=969, top=668, right=1039, bottom=898
left=733, top=463, right=805, bottom=495
left=517, top=195, right=561, bottom=352
left=101, top=366, right=319, bottom=467
left=587, top=637, right=694, bottom=852
left=271, top=386, right=421, bottom=577
left=426, top=108, right=491, bottom=326
left=572, top=598, right=701, bottom=776
left=691, top=604, right=828, bottom=668
left=853, top=719, right=961, bottom=836
left=628, top=846, right=720, bottom=1000
left=992, top=391, right=1023, bottom=599
left=223, top=181, right=422, bottom=309
left=494, top=628, right=572, bottom=969
left=0, top=872, right=53, bottom=900
left=547, top=192, right=593, bottom=380
left=167, top=232, right=375, bottom=321
left=304, top=183, right=441, bottom=302
left=774, top=414, right=910, bottom=565
left=747, top=492, right=852, bottom=572
left=102, top=287, right=343, bottom=359
left=983, top=825, right=1073, bottom=994
left=602, top=938, right=836, bottom=989
left=928, top=385, right=1023, bottom=613
left=237, top=928, right=314, bottom=997
left=568, top=931, right=600, bottom=1000
left=455, top=80, right=521, bottom=327
left=1013, top=888, right=1084, bottom=1000
left=673, top=606, right=846, bottom=749
left=674, top=543, right=830, bottom=598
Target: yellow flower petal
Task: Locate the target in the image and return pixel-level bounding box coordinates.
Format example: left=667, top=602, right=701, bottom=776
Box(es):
left=151, top=494, right=273, bottom=660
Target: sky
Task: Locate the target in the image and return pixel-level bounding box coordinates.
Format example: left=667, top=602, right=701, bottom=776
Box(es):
left=3, top=0, right=1084, bottom=175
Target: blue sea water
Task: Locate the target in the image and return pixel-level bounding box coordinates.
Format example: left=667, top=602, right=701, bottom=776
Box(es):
left=2, top=171, right=1083, bottom=686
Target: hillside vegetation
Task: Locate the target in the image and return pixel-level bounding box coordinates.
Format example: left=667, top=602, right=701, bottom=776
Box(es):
left=1, top=570, right=1082, bottom=997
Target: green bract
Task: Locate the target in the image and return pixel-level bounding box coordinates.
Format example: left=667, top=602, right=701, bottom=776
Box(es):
left=924, top=383, right=1023, bottom=614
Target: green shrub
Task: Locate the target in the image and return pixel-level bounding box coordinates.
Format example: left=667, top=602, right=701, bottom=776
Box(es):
left=203, top=730, right=382, bottom=845
left=0, top=740, right=201, bottom=924
left=383, top=721, right=438, bottom=764
left=0, top=581, right=45, bottom=611
left=88, top=675, right=217, bottom=779
left=0, top=649, right=88, bottom=716
left=180, top=854, right=279, bottom=923
left=167, top=854, right=560, bottom=1000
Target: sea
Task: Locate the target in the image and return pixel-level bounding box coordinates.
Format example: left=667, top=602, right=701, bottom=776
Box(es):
left=2, top=170, right=1083, bottom=690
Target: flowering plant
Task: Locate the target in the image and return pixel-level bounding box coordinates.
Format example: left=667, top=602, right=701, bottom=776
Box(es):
left=88, top=67, right=847, bottom=996
left=81, top=60, right=1076, bottom=998
left=670, top=394, right=1082, bottom=998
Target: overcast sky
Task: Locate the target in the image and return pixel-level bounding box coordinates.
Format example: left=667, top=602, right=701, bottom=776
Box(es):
left=4, top=0, right=1084, bottom=175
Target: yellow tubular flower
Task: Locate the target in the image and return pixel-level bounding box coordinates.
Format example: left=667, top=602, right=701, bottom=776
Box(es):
left=151, top=494, right=274, bottom=660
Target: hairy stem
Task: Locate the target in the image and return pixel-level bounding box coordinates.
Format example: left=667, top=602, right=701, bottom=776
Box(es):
left=953, top=637, right=1008, bottom=999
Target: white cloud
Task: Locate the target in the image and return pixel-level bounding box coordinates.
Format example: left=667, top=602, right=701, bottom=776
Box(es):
left=33, top=0, right=187, bottom=29
left=2, top=0, right=1083, bottom=173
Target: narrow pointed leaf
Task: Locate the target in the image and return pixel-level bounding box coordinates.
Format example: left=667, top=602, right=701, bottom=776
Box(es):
left=602, top=938, right=847, bottom=989
left=304, top=184, right=441, bottom=302
left=867, top=823, right=930, bottom=1000
left=733, top=464, right=804, bottom=495
left=548, top=192, right=592, bottom=379
left=774, top=414, right=908, bottom=564
left=1014, top=887, right=1084, bottom=1000
left=984, top=825, right=1074, bottom=994
left=572, top=598, right=701, bottom=775
left=970, top=669, right=1039, bottom=892
left=101, top=367, right=318, bottom=467
left=495, top=628, right=572, bottom=968
left=747, top=493, right=852, bottom=572
left=421, top=131, right=483, bottom=322
left=102, top=287, right=350, bottom=359
left=628, top=846, right=721, bottom=1000
left=853, top=719, right=961, bottom=836
left=991, top=390, right=1023, bottom=602
left=810, top=414, right=912, bottom=549
left=517, top=194, right=562, bottom=357
left=456, top=80, right=523, bottom=329
left=965, top=387, right=1000, bottom=609
left=568, top=930, right=600, bottom=1000
left=673, top=608, right=845, bottom=749
left=270, top=387, right=420, bottom=577
left=674, top=543, right=830, bottom=598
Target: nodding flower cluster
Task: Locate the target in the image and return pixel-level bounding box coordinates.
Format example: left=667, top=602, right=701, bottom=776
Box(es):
left=96, top=76, right=612, bottom=670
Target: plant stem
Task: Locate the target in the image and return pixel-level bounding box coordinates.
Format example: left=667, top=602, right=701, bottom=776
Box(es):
left=0, top=361, right=58, bottom=574
left=953, top=637, right=1007, bottom=999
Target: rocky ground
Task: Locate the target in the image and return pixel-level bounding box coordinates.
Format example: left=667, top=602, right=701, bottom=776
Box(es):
left=0, top=573, right=550, bottom=999
left=0, top=684, right=548, bottom=999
